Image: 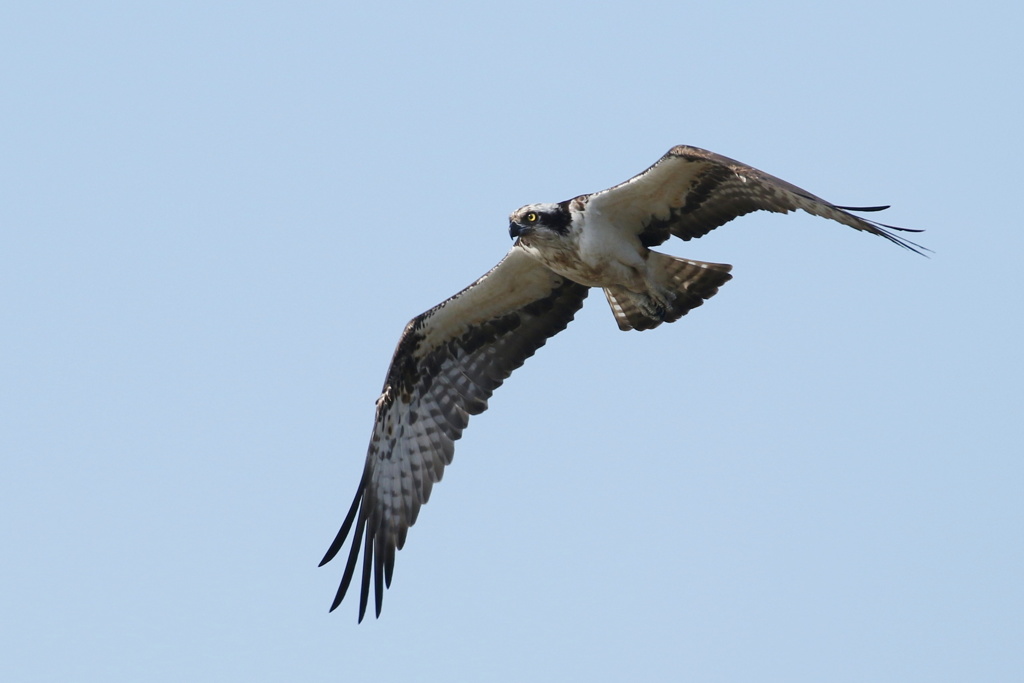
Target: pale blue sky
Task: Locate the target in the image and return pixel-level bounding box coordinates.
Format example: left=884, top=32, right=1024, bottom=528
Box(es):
left=3, top=1, right=1022, bottom=681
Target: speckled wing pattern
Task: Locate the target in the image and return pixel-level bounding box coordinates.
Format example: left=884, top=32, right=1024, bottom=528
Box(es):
left=585, top=145, right=927, bottom=254
left=320, top=247, right=588, bottom=621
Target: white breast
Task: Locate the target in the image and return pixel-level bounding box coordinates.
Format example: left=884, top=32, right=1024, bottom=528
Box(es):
left=574, top=206, right=647, bottom=289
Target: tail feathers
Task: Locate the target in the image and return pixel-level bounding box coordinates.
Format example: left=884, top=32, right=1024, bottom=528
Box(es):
left=604, top=253, right=732, bottom=331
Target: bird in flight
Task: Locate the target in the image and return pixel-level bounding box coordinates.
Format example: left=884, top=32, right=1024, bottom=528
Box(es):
left=320, top=145, right=925, bottom=621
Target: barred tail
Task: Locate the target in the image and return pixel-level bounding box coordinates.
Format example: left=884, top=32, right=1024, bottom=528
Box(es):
left=603, top=253, right=732, bottom=331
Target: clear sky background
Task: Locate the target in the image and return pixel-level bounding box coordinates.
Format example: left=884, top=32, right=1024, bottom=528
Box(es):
left=3, top=1, right=1022, bottom=681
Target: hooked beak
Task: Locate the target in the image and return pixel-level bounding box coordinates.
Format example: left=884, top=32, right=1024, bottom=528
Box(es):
left=508, top=221, right=524, bottom=240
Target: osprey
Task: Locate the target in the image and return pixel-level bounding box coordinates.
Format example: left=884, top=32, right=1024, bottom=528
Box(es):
left=321, top=145, right=925, bottom=621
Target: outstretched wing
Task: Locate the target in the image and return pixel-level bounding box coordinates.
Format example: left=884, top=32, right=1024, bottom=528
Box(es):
left=584, top=145, right=927, bottom=254
left=320, top=246, right=589, bottom=621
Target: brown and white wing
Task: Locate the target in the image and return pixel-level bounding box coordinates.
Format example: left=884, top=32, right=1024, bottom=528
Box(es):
left=320, top=246, right=589, bottom=621
left=585, top=145, right=926, bottom=254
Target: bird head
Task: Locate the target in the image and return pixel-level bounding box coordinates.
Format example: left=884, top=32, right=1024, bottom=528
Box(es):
left=508, top=202, right=571, bottom=242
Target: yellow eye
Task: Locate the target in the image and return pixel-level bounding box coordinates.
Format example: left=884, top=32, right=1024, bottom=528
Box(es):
left=526, top=212, right=538, bottom=223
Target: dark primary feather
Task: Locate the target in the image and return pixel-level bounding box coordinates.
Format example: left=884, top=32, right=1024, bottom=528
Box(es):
left=588, top=145, right=928, bottom=256
left=320, top=248, right=588, bottom=621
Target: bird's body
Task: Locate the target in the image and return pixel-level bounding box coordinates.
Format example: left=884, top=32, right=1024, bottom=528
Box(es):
left=321, top=145, right=924, bottom=621
left=510, top=195, right=734, bottom=331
